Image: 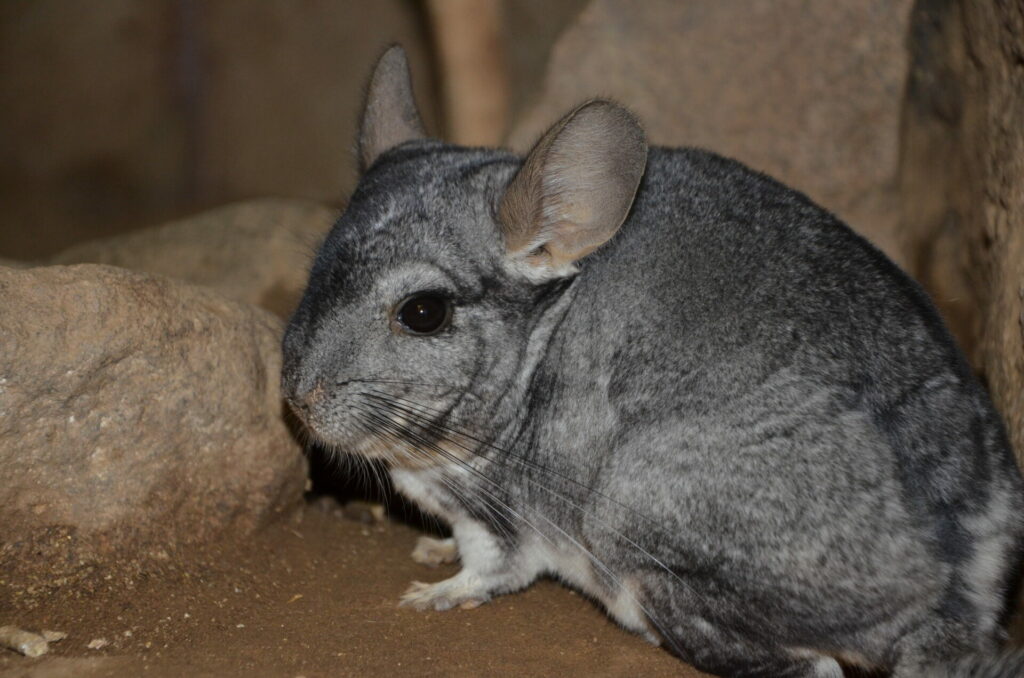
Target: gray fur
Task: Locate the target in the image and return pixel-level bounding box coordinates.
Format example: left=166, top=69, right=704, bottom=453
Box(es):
left=282, top=48, right=1024, bottom=677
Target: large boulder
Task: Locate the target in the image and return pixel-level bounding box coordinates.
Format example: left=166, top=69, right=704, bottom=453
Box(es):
left=50, top=199, right=335, bottom=318
left=899, top=0, right=1024, bottom=464
left=0, top=265, right=307, bottom=590
left=508, top=0, right=913, bottom=265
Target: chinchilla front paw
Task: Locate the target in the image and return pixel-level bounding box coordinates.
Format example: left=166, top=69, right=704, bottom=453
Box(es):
left=411, top=536, right=459, bottom=567
left=399, top=572, right=489, bottom=611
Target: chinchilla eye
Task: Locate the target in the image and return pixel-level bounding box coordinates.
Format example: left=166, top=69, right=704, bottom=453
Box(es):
left=395, top=294, right=452, bottom=335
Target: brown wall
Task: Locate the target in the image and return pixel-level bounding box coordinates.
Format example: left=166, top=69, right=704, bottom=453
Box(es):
left=0, top=0, right=437, bottom=260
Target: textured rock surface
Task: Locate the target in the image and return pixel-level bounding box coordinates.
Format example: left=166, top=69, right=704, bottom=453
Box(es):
left=0, top=265, right=307, bottom=588
left=508, top=0, right=913, bottom=265
left=51, top=199, right=335, bottom=318
left=899, top=0, right=1024, bottom=464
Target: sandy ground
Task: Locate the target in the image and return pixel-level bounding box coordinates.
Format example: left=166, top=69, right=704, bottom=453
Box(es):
left=0, top=499, right=702, bottom=678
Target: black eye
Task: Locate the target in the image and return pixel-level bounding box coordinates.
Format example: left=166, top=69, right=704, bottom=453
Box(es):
left=395, top=294, right=452, bottom=335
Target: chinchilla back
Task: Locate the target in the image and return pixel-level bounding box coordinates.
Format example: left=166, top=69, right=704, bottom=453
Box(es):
left=560, top=145, right=1021, bottom=535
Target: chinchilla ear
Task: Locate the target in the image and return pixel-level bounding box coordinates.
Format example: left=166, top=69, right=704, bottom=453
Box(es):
left=357, top=45, right=426, bottom=171
left=499, top=100, right=647, bottom=278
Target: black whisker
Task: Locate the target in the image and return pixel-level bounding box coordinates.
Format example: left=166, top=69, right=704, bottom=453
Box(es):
left=352, top=402, right=525, bottom=547
left=353, top=395, right=687, bottom=654
left=364, top=390, right=674, bottom=536
left=360, top=391, right=767, bottom=639
left=346, top=377, right=447, bottom=388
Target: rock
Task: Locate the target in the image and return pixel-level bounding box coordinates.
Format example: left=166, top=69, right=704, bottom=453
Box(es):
left=0, top=626, right=51, bottom=658
left=508, top=0, right=913, bottom=265
left=899, top=0, right=1024, bottom=465
left=50, top=199, right=335, bottom=318
left=0, top=265, right=307, bottom=589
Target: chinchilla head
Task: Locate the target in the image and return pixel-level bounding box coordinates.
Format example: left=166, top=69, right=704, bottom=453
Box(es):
left=282, top=45, right=647, bottom=467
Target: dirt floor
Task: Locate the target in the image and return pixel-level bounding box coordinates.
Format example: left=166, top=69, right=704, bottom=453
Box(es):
left=0, top=497, right=700, bottom=678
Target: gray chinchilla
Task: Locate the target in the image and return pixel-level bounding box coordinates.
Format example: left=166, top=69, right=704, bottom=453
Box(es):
left=282, top=46, right=1024, bottom=677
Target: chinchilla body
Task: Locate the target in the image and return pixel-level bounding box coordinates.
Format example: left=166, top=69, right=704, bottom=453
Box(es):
left=282, top=47, right=1024, bottom=678
left=531, top=148, right=1024, bottom=677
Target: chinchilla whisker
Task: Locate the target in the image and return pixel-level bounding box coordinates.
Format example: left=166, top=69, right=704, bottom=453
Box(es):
left=353, top=403, right=523, bottom=546
left=354, top=401, right=535, bottom=530
left=354, top=410, right=426, bottom=519
left=365, top=392, right=609, bottom=486
left=432, top=466, right=518, bottom=546
left=360, top=394, right=748, bottom=634
left=358, top=413, right=685, bottom=656
left=354, top=399, right=688, bottom=659
left=434, top=450, right=683, bottom=654
left=320, top=441, right=375, bottom=496
left=356, top=398, right=686, bottom=654
left=365, top=391, right=673, bottom=537
left=292, top=422, right=312, bottom=449
left=348, top=377, right=447, bottom=388
left=355, top=407, right=448, bottom=536
left=351, top=411, right=399, bottom=506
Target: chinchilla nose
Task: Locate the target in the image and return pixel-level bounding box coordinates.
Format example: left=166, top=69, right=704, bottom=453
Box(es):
left=298, top=382, right=327, bottom=410
left=284, top=374, right=327, bottom=415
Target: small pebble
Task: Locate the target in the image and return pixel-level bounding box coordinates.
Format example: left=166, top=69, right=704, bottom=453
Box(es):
left=0, top=626, right=64, bottom=658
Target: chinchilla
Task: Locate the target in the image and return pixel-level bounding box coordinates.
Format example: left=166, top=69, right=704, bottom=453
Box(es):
left=281, top=46, right=1024, bottom=677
